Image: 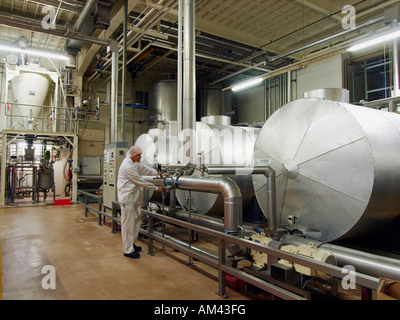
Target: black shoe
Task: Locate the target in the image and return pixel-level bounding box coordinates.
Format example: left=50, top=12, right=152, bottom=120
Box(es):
left=134, top=244, right=142, bottom=252
left=124, top=251, right=140, bottom=259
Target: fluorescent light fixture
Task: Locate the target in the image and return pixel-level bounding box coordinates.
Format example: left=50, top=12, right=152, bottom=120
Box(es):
left=0, top=44, right=69, bottom=61
left=348, top=29, right=400, bottom=52
left=232, top=77, right=264, bottom=92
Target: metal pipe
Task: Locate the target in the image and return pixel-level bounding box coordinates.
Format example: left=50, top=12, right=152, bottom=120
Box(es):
left=110, top=40, right=119, bottom=143
left=287, top=70, right=291, bottom=103
left=182, top=0, right=196, bottom=163
left=172, top=209, right=254, bottom=235
left=206, top=166, right=276, bottom=231
left=269, top=16, right=384, bottom=62
left=392, top=21, right=400, bottom=98
left=280, top=234, right=400, bottom=281
left=121, top=0, right=128, bottom=142
left=0, top=12, right=109, bottom=46
left=177, top=0, right=183, bottom=136
left=210, top=61, right=271, bottom=86
left=144, top=175, right=242, bottom=235
left=73, top=0, right=96, bottom=33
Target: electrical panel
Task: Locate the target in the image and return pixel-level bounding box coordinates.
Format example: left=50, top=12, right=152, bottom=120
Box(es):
left=103, top=142, right=128, bottom=209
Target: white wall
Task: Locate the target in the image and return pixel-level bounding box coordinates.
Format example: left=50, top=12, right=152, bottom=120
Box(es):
left=295, top=54, right=344, bottom=99
left=230, top=54, right=344, bottom=124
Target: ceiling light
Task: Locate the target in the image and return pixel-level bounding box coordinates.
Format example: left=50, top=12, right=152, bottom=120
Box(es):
left=348, top=29, right=400, bottom=52
left=231, top=77, right=264, bottom=92
left=0, top=43, right=69, bottom=61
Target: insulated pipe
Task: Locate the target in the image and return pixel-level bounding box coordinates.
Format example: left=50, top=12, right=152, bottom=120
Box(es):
left=280, top=234, right=400, bottom=281
left=121, top=0, right=128, bottom=142
left=177, top=0, right=183, bottom=135
left=392, top=21, right=400, bottom=98
left=182, top=0, right=196, bottom=163
left=110, top=40, right=119, bottom=143
left=73, top=0, right=96, bottom=33
left=172, top=209, right=255, bottom=235
left=144, top=175, right=243, bottom=234
left=206, top=166, right=276, bottom=231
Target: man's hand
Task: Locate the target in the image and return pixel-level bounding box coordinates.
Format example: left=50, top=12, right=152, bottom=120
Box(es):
left=157, top=186, right=163, bottom=192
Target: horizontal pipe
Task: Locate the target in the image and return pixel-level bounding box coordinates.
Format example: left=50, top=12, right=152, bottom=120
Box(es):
left=144, top=175, right=243, bottom=234
left=280, top=234, right=400, bottom=281
left=269, top=16, right=384, bottom=62
left=173, top=209, right=225, bottom=232
left=0, top=12, right=109, bottom=46
left=74, top=0, right=96, bottom=32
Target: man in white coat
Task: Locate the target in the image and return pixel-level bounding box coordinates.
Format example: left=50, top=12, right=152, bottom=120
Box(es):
left=117, top=145, right=161, bottom=258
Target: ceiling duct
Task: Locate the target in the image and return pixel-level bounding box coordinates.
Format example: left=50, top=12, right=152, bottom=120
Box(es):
left=65, top=1, right=112, bottom=55
left=94, top=1, right=112, bottom=30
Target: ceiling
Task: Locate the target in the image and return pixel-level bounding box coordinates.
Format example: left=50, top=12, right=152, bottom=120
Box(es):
left=0, top=0, right=399, bottom=88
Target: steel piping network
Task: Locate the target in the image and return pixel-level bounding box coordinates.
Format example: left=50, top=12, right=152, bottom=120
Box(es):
left=206, top=166, right=276, bottom=231
left=280, top=234, right=400, bottom=281
left=143, top=175, right=243, bottom=235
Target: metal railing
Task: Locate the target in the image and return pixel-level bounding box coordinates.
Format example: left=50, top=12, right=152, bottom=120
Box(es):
left=76, top=189, right=380, bottom=300
left=142, top=209, right=380, bottom=300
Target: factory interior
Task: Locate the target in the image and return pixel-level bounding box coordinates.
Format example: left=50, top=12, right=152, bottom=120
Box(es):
left=2, top=0, right=400, bottom=303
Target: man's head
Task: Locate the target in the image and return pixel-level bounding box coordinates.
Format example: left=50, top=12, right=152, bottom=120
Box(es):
left=128, top=146, right=142, bottom=163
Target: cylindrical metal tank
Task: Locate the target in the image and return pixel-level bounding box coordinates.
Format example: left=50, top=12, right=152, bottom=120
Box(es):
left=303, top=88, right=350, bottom=103
left=252, top=97, right=400, bottom=242
left=10, top=71, right=51, bottom=129
left=176, top=121, right=260, bottom=215
left=37, top=167, right=54, bottom=190
left=205, top=88, right=223, bottom=116
left=200, top=115, right=231, bottom=126
left=148, top=80, right=177, bottom=129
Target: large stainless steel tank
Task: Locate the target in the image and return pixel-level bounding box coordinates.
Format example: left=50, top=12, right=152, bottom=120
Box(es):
left=148, top=80, right=177, bottom=128
left=176, top=119, right=260, bottom=216
left=252, top=97, right=400, bottom=242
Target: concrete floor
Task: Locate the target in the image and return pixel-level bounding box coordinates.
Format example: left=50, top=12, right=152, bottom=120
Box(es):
left=0, top=203, right=250, bottom=300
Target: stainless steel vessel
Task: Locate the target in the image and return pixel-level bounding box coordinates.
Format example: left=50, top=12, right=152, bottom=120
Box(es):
left=176, top=121, right=260, bottom=215
left=148, top=80, right=177, bottom=128
left=252, top=97, right=400, bottom=242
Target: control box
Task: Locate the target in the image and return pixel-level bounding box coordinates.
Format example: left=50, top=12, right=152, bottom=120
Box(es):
left=103, top=142, right=128, bottom=209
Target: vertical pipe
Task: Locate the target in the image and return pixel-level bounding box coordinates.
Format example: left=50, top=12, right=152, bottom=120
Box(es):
left=268, top=78, right=271, bottom=119
left=264, top=80, right=267, bottom=122
left=183, top=0, right=196, bottom=163
left=392, top=21, right=400, bottom=99
left=121, top=0, right=127, bottom=142
left=177, top=0, right=183, bottom=135
left=0, top=133, right=7, bottom=205
left=287, top=71, right=291, bottom=103
left=72, top=135, right=78, bottom=203
left=110, top=40, right=119, bottom=143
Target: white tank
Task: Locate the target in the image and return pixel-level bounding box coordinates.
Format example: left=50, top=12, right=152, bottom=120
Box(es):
left=176, top=121, right=260, bottom=215
left=10, top=72, right=51, bottom=129
left=252, top=97, right=400, bottom=242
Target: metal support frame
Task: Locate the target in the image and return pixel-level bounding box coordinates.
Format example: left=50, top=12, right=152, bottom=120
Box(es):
left=75, top=190, right=381, bottom=300
left=0, top=130, right=78, bottom=205
left=141, top=209, right=380, bottom=300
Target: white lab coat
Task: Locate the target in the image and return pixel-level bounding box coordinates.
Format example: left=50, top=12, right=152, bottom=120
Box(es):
left=117, top=157, right=157, bottom=254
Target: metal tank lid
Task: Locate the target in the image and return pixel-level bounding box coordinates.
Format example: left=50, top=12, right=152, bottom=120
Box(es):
left=201, top=115, right=231, bottom=126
